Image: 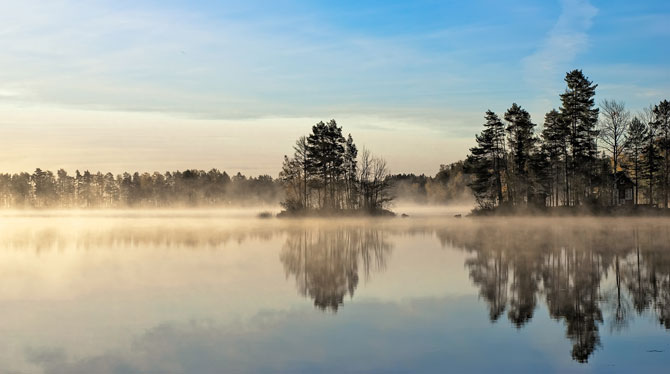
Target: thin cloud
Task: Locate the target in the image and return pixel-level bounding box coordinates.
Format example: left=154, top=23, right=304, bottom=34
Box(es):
left=522, top=0, right=598, bottom=92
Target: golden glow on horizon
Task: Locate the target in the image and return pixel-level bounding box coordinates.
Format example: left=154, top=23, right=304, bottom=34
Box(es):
left=0, top=105, right=472, bottom=176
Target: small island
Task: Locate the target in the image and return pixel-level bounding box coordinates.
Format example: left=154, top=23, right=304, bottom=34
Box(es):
left=465, top=70, right=670, bottom=215
left=278, top=120, right=394, bottom=217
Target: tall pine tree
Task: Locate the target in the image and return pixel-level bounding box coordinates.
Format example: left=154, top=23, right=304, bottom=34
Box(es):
left=559, top=70, right=599, bottom=206
left=653, top=100, right=670, bottom=208
left=466, top=111, right=507, bottom=208
left=624, top=117, right=648, bottom=205
left=541, top=109, right=569, bottom=206
left=505, top=103, right=536, bottom=205
left=306, top=120, right=346, bottom=209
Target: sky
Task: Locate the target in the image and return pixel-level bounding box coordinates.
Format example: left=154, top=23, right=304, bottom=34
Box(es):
left=0, top=0, right=668, bottom=176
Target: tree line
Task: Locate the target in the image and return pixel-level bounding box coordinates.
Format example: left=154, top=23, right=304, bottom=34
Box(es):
left=466, top=69, right=670, bottom=210
left=280, top=120, right=392, bottom=214
left=0, top=160, right=470, bottom=210
left=0, top=168, right=282, bottom=208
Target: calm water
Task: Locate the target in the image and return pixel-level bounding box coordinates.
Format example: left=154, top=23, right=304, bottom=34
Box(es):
left=1, top=211, right=670, bottom=373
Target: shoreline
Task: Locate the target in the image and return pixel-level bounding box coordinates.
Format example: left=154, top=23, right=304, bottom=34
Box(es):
left=470, top=205, right=670, bottom=217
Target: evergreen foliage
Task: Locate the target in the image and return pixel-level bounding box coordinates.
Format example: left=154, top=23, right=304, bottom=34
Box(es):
left=466, top=70, right=670, bottom=210
left=280, top=120, right=392, bottom=214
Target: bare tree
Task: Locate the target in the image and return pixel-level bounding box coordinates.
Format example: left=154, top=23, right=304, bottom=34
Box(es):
left=599, top=99, right=630, bottom=204
left=358, top=148, right=392, bottom=212
left=371, top=155, right=391, bottom=210
left=358, top=148, right=372, bottom=209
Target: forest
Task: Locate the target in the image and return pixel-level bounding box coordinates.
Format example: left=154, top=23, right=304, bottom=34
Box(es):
left=0, top=169, right=282, bottom=208
left=466, top=69, right=670, bottom=211
left=0, top=160, right=468, bottom=210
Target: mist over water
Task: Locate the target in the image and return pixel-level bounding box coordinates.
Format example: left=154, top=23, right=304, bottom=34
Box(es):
left=2, top=210, right=670, bottom=373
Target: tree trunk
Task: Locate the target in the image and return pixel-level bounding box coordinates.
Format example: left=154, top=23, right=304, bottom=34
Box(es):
left=634, top=158, right=638, bottom=205
left=665, top=138, right=669, bottom=208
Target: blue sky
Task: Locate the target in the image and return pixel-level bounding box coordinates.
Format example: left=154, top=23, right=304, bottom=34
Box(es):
left=0, top=0, right=668, bottom=175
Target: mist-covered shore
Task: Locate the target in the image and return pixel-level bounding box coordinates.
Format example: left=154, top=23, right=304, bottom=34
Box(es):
left=470, top=204, right=670, bottom=217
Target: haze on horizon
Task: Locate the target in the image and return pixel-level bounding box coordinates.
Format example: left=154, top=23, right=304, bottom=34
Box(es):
left=0, top=0, right=668, bottom=176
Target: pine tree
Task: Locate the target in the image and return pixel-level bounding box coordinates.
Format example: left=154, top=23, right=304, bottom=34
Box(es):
left=505, top=103, right=536, bottom=205
left=624, top=117, right=648, bottom=205
left=466, top=128, right=498, bottom=209
left=486, top=110, right=507, bottom=204
left=343, top=134, right=358, bottom=209
left=292, top=136, right=310, bottom=209
left=306, top=120, right=346, bottom=209
left=541, top=109, right=569, bottom=206
left=529, top=141, right=551, bottom=206
left=643, top=129, right=662, bottom=206
left=466, top=111, right=507, bottom=208
left=652, top=100, right=670, bottom=208
left=559, top=70, right=599, bottom=206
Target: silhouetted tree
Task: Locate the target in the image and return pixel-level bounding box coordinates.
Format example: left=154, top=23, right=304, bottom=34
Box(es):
left=505, top=103, right=537, bottom=205
left=542, top=109, right=569, bottom=206
left=624, top=117, right=648, bottom=204
left=466, top=111, right=507, bottom=208
left=653, top=100, right=670, bottom=208
left=343, top=134, right=358, bottom=209
left=306, top=120, right=346, bottom=209
left=560, top=70, right=599, bottom=206
left=280, top=121, right=392, bottom=214
left=599, top=99, right=630, bottom=204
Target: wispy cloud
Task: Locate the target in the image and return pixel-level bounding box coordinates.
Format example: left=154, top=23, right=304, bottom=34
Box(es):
left=0, top=1, right=527, bottom=123
left=0, top=0, right=667, bottom=174
left=522, top=0, right=598, bottom=93
left=0, top=1, right=448, bottom=120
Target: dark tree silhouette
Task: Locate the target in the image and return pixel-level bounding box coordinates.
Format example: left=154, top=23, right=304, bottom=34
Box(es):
left=463, top=69, right=668, bottom=210
left=624, top=117, right=648, bottom=205
left=541, top=109, right=569, bottom=206
left=560, top=70, right=599, bottom=206
left=466, top=111, right=507, bottom=208
left=280, top=120, right=392, bottom=215
left=505, top=103, right=537, bottom=205
left=653, top=100, right=670, bottom=208
left=599, top=99, right=630, bottom=205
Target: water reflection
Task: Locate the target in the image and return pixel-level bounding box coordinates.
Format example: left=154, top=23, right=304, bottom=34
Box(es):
left=274, top=219, right=670, bottom=363
left=436, top=219, right=670, bottom=363
left=0, top=224, right=280, bottom=252
left=2, top=216, right=670, bottom=371
left=280, top=228, right=392, bottom=311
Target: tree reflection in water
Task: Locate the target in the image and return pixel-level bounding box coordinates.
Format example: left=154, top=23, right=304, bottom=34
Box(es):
left=278, top=219, right=670, bottom=363
left=438, top=219, right=670, bottom=363
left=280, top=227, right=392, bottom=312
left=6, top=217, right=669, bottom=364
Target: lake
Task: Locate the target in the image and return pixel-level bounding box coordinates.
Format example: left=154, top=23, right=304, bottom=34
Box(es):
left=1, top=210, right=669, bottom=373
